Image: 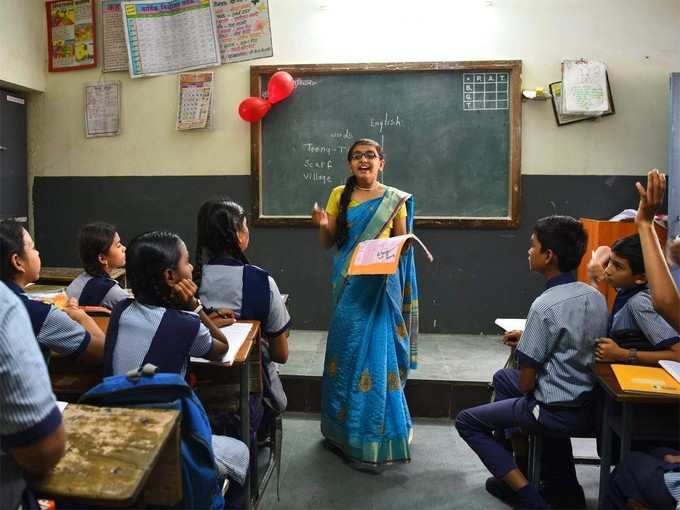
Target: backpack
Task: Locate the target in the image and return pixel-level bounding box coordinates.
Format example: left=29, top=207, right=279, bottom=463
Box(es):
left=80, top=365, right=225, bottom=510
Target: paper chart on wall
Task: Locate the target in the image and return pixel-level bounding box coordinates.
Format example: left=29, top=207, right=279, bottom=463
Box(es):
left=101, top=0, right=129, bottom=72
left=85, top=81, right=121, bottom=137
left=46, top=0, right=97, bottom=72
left=177, top=71, right=214, bottom=130
left=213, top=0, right=273, bottom=64
left=561, top=60, right=609, bottom=114
left=121, top=0, right=221, bottom=79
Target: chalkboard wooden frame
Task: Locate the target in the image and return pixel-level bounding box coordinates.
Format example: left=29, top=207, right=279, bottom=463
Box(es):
left=250, top=61, right=522, bottom=228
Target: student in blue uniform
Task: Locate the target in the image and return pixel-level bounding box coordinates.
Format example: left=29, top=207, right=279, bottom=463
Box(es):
left=0, top=281, right=65, bottom=510
left=194, top=199, right=290, bottom=414
left=103, top=230, right=250, bottom=489
left=598, top=171, right=680, bottom=510
left=587, top=234, right=680, bottom=364
left=103, top=230, right=234, bottom=377
left=66, top=222, right=128, bottom=309
left=0, top=220, right=104, bottom=364
left=455, top=215, right=609, bottom=510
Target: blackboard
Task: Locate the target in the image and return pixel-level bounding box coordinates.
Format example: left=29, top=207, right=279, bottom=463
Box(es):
left=250, top=61, right=521, bottom=227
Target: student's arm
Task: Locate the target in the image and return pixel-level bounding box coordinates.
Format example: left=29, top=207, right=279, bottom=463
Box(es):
left=61, top=298, right=105, bottom=364
left=264, top=278, right=291, bottom=363
left=11, top=424, right=66, bottom=477
left=595, top=337, right=680, bottom=364
left=1, top=296, right=66, bottom=477
left=518, top=366, right=537, bottom=394
left=172, top=279, right=229, bottom=361
left=268, top=330, right=289, bottom=364
left=635, top=170, right=680, bottom=330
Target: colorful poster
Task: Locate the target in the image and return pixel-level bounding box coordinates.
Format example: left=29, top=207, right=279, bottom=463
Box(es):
left=46, top=0, right=97, bottom=72
left=121, top=0, right=221, bottom=79
left=101, top=0, right=129, bottom=72
left=85, top=81, right=121, bottom=137
left=213, top=0, right=273, bottom=64
left=176, top=72, right=214, bottom=130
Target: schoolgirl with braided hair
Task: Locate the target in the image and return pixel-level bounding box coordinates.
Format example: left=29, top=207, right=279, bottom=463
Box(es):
left=195, top=199, right=290, bottom=413
left=103, top=230, right=235, bottom=378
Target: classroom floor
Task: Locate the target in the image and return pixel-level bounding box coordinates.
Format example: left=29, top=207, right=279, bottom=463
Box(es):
left=281, top=330, right=510, bottom=381
left=258, top=413, right=601, bottom=510
left=265, top=331, right=601, bottom=509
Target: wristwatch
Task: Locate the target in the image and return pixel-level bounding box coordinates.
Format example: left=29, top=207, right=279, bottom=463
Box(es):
left=627, top=348, right=638, bottom=364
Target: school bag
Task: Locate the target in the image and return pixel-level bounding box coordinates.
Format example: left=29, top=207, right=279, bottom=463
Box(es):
left=79, top=364, right=225, bottom=510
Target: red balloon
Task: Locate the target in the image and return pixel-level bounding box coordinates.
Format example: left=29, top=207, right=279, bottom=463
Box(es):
left=267, top=71, right=296, bottom=104
left=238, top=97, right=271, bottom=122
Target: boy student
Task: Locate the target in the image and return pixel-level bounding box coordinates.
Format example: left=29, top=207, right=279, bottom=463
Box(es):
left=600, top=171, right=680, bottom=510
left=0, top=282, right=65, bottom=510
left=587, top=234, right=680, bottom=364
left=455, top=215, right=608, bottom=510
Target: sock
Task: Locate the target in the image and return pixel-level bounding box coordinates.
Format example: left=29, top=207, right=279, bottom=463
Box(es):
left=517, top=483, right=550, bottom=509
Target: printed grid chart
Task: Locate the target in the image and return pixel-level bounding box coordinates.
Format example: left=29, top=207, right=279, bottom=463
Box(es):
left=463, top=72, right=509, bottom=111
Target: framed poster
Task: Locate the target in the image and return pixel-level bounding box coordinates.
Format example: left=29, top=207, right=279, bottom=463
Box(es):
left=46, top=0, right=97, bottom=72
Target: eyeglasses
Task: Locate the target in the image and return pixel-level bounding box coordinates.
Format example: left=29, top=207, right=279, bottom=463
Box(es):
left=350, top=151, right=380, bottom=161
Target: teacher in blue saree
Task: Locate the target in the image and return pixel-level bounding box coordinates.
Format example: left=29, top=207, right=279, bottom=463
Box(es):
left=311, top=138, right=419, bottom=470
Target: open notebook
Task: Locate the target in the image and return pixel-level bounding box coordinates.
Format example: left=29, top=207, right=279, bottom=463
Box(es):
left=494, top=318, right=526, bottom=332
left=190, top=322, right=254, bottom=366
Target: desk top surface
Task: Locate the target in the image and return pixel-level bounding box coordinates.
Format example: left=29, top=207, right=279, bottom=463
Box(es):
left=593, top=363, right=680, bottom=404
left=38, top=267, right=126, bottom=284
left=34, top=404, right=179, bottom=505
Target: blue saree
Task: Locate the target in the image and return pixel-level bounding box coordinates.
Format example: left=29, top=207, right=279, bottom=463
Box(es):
left=321, top=186, right=419, bottom=466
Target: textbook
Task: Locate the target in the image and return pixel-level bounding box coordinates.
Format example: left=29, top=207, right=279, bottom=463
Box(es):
left=190, top=321, right=254, bottom=366
left=611, top=364, right=680, bottom=397
left=347, top=234, right=433, bottom=276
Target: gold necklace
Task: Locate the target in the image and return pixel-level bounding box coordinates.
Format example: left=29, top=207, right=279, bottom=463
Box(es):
left=355, top=183, right=379, bottom=191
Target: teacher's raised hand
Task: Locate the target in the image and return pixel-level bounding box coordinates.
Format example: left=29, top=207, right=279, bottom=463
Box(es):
left=311, top=202, right=328, bottom=227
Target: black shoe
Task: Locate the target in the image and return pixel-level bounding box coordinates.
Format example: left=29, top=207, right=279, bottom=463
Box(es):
left=485, top=476, right=520, bottom=506
left=540, top=482, right=586, bottom=510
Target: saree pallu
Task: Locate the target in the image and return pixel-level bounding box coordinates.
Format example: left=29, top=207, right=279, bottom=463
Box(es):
left=321, top=187, right=419, bottom=465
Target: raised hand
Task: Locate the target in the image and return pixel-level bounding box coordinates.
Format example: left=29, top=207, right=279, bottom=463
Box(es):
left=635, top=169, right=666, bottom=226
left=311, top=202, right=328, bottom=227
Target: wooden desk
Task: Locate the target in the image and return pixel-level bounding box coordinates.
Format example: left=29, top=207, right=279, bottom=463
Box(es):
left=191, top=321, right=260, bottom=507
left=34, top=404, right=181, bottom=507
left=38, top=267, right=126, bottom=287
left=594, top=363, right=680, bottom=507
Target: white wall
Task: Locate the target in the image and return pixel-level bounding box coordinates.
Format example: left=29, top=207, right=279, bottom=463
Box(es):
left=29, top=0, right=680, bottom=181
left=0, top=0, right=47, bottom=92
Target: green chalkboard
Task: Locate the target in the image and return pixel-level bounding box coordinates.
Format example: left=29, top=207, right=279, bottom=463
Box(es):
left=250, top=61, right=521, bottom=227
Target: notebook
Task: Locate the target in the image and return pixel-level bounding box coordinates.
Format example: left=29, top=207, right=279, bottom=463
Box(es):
left=190, top=322, right=254, bottom=366
left=611, top=364, right=680, bottom=397
left=660, top=360, right=680, bottom=386
left=494, top=318, right=526, bottom=332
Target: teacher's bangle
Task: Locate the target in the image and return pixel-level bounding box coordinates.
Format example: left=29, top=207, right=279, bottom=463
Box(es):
left=192, top=300, right=203, bottom=314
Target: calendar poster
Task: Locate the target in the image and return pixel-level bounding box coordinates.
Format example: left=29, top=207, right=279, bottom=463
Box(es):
left=46, top=0, right=97, bottom=72
left=121, top=0, right=221, bottom=79
left=176, top=72, right=214, bottom=130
